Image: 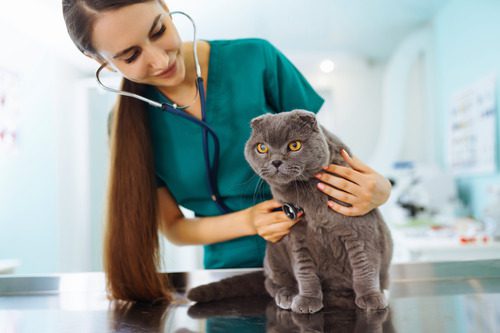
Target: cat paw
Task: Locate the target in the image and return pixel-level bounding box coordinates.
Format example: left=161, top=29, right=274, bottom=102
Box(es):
left=355, top=292, right=388, bottom=311
left=275, top=288, right=296, bottom=310
left=291, top=295, right=323, bottom=314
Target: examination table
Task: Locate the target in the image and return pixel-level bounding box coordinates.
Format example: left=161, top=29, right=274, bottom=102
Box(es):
left=1, top=259, right=499, bottom=332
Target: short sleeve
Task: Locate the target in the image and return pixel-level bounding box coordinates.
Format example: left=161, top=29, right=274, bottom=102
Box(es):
left=262, top=40, right=324, bottom=114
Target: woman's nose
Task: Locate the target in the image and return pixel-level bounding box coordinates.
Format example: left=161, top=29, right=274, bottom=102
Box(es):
left=145, top=45, right=170, bottom=70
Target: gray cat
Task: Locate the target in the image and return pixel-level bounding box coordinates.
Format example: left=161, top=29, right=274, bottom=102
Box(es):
left=187, top=110, right=392, bottom=314
left=243, top=110, right=393, bottom=313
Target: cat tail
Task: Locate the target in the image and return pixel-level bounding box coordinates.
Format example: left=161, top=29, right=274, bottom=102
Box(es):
left=187, top=270, right=268, bottom=302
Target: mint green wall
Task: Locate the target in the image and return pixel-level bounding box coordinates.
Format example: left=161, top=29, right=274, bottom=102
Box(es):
left=433, top=0, right=500, bottom=218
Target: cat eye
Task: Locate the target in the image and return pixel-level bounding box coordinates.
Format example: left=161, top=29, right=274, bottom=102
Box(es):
left=288, top=140, right=302, bottom=152
left=256, top=143, right=269, bottom=154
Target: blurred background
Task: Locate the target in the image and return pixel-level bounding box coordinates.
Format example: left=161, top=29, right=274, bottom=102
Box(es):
left=1, top=0, right=500, bottom=274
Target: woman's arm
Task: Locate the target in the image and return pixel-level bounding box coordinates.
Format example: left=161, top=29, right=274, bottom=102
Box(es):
left=157, top=187, right=300, bottom=245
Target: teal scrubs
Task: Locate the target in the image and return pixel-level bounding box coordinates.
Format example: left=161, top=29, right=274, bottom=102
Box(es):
left=147, top=38, right=324, bottom=269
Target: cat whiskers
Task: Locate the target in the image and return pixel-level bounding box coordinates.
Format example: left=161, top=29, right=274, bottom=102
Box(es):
left=253, top=177, right=266, bottom=204
left=253, top=168, right=273, bottom=203
left=284, top=165, right=306, bottom=204
left=260, top=166, right=274, bottom=177
left=225, top=173, right=262, bottom=194
left=233, top=172, right=260, bottom=187
left=285, top=165, right=304, bottom=179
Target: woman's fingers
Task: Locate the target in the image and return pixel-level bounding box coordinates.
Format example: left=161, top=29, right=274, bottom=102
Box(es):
left=340, top=149, right=373, bottom=173
left=253, top=199, right=306, bottom=242
left=321, top=150, right=374, bottom=185
left=321, top=164, right=362, bottom=185
left=268, top=231, right=290, bottom=243
left=258, top=220, right=297, bottom=239
left=316, top=182, right=357, bottom=205
left=326, top=199, right=366, bottom=217
left=314, top=150, right=391, bottom=217
left=255, top=210, right=303, bottom=241
left=315, top=172, right=362, bottom=196
left=260, top=199, right=285, bottom=211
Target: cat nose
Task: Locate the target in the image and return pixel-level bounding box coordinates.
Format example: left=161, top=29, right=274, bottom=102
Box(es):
left=272, top=160, right=283, bottom=168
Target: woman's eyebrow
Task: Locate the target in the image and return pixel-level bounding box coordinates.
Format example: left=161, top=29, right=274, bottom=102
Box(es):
left=112, top=13, right=163, bottom=59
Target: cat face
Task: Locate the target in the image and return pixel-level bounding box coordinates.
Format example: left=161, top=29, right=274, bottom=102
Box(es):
left=244, top=110, right=330, bottom=186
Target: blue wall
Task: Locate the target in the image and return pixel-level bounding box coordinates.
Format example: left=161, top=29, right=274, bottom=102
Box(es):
left=433, top=0, right=500, bottom=218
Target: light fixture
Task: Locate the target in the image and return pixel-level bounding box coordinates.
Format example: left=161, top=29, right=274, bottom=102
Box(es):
left=320, top=59, right=335, bottom=73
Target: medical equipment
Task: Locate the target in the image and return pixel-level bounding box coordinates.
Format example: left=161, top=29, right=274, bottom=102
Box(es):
left=272, top=203, right=304, bottom=220
left=95, top=11, right=231, bottom=213
left=282, top=203, right=304, bottom=220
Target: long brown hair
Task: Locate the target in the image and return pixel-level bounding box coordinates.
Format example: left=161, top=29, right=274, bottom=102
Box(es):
left=62, top=0, right=172, bottom=302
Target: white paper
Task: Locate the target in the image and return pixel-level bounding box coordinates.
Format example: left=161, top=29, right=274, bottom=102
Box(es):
left=448, top=74, right=497, bottom=176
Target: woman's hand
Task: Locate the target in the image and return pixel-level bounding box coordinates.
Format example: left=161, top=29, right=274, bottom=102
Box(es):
left=315, top=149, right=392, bottom=216
left=246, top=199, right=303, bottom=243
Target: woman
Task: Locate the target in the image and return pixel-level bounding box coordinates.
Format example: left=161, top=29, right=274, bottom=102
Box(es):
left=62, top=0, right=392, bottom=302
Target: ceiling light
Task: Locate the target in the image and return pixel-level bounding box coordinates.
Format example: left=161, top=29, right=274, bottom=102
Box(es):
left=320, top=59, right=335, bottom=73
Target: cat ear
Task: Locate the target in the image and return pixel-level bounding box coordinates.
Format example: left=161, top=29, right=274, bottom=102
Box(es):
left=250, top=115, right=265, bottom=129
left=298, top=113, right=317, bottom=125
left=293, top=110, right=318, bottom=131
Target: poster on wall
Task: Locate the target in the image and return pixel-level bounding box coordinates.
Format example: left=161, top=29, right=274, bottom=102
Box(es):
left=448, top=74, right=497, bottom=176
left=0, top=67, right=20, bottom=153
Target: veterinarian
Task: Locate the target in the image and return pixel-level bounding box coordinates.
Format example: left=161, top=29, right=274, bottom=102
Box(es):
left=62, top=0, right=392, bottom=302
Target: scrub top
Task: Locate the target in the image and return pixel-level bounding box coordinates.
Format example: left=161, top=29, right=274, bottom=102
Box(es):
left=146, top=38, right=324, bottom=269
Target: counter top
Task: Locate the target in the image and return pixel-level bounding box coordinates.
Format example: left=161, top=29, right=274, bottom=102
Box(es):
left=1, top=260, right=500, bottom=332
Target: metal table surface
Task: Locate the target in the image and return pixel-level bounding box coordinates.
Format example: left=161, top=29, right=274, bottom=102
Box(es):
left=1, top=259, right=499, bottom=332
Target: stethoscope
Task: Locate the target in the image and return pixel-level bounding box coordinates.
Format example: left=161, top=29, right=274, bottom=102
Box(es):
left=95, top=11, right=304, bottom=220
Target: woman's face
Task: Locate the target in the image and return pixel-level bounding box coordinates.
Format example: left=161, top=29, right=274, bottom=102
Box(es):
left=92, top=1, right=185, bottom=88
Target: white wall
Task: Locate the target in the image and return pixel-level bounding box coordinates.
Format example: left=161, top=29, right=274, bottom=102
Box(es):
left=289, top=52, right=385, bottom=162
left=0, top=20, right=89, bottom=274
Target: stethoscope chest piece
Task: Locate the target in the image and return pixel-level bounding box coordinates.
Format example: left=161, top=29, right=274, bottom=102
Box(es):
left=281, top=203, right=304, bottom=220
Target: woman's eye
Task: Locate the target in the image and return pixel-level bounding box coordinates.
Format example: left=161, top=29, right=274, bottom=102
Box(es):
left=125, top=50, right=141, bottom=64
left=256, top=143, right=269, bottom=154
left=152, top=24, right=166, bottom=39
left=288, top=140, right=302, bottom=151
left=122, top=24, right=165, bottom=64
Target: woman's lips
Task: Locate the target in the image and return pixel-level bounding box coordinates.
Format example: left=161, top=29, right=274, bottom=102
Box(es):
left=155, top=62, right=177, bottom=79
